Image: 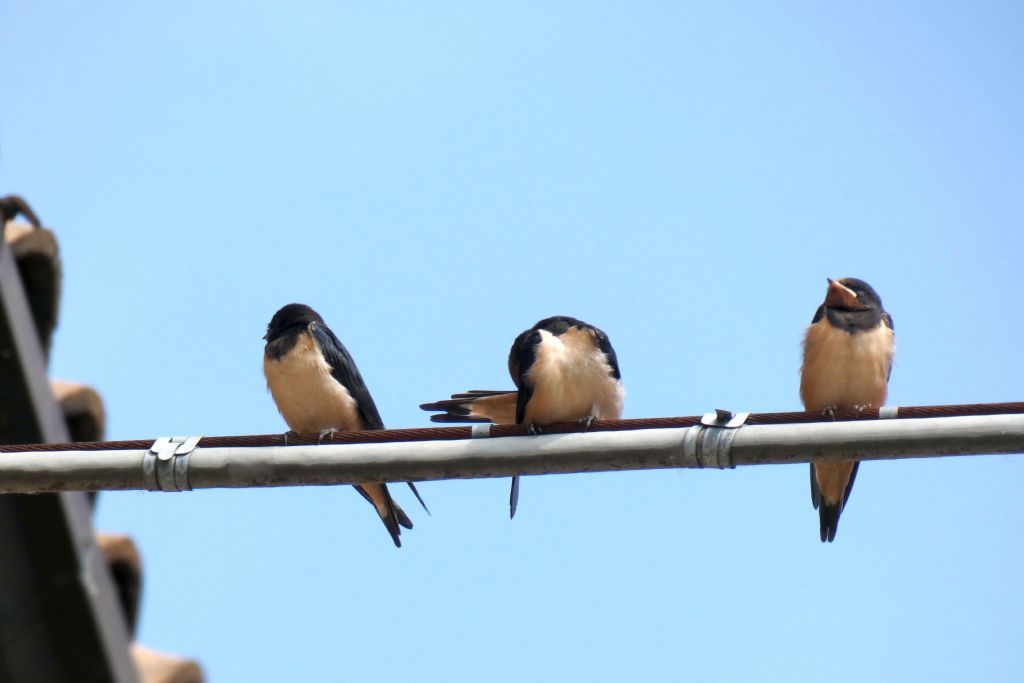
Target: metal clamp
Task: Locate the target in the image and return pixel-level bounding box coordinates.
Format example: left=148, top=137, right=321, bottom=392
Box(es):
left=878, top=406, right=899, bottom=419
left=143, top=436, right=201, bottom=491
left=681, top=409, right=750, bottom=469
left=470, top=424, right=492, bottom=438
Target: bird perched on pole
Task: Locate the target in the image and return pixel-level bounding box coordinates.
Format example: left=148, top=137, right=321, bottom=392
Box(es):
left=263, top=303, right=427, bottom=547
left=800, top=278, right=895, bottom=542
left=421, top=315, right=624, bottom=518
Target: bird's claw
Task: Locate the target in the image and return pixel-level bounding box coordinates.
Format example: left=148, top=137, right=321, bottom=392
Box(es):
left=318, top=428, right=339, bottom=444
left=823, top=406, right=836, bottom=421
left=578, top=415, right=595, bottom=432
left=283, top=430, right=300, bottom=446
left=527, top=423, right=542, bottom=436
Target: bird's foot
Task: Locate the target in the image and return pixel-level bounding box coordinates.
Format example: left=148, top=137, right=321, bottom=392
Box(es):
left=853, top=404, right=869, bottom=416
left=318, top=428, right=340, bottom=444
left=527, top=423, right=543, bottom=436
left=577, top=415, right=595, bottom=432
left=823, top=407, right=836, bottom=421
left=283, top=430, right=300, bottom=446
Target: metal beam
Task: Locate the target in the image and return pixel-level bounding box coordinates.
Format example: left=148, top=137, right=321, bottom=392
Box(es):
left=0, top=413, right=1021, bottom=494
left=0, top=238, right=67, bottom=442
left=0, top=242, right=139, bottom=683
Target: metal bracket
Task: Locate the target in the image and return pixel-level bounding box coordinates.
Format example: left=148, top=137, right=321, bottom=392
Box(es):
left=701, top=408, right=750, bottom=429
left=143, top=436, right=201, bottom=491
left=878, top=406, right=899, bottom=419
left=471, top=423, right=492, bottom=438
left=682, top=409, right=750, bottom=469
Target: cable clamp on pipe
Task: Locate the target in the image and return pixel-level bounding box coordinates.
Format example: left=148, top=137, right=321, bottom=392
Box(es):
left=143, top=436, right=201, bottom=492
left=681, top=409, right=750, bottom=469
left=700, top=409, right=750, bottom=429
left=471, top=424, right=492, bottom=438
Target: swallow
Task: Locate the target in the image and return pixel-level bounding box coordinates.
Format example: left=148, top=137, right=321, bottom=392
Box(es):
left=421, top=316, right=624, bottom=517
left=263, top=303, right=427, bottom=547
left=800, top=278, right=894, bottom=542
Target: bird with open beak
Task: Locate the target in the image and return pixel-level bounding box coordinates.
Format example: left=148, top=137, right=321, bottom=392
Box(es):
left=263, top=303, right=427, bottom=547
left=421, top=316, right=624, bottom=518
left=800, top=278, right=895, bottom=542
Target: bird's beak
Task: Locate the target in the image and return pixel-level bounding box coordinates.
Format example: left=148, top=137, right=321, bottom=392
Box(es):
left=824, top=278, right=860, bottom=309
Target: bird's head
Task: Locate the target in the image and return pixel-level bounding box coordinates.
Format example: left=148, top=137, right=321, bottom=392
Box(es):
left=823, top=278, right=883, bottom=312
left=264, top=303, right=324, bottom=343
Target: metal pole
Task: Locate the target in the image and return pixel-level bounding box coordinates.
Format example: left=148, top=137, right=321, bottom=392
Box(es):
left=0, top=413, right=1021, bottom=494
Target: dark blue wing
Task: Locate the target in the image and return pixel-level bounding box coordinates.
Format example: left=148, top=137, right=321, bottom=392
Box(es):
left=508, top=329, right=541, bottom=424
left=593, top=327, right=621, bottom=380
left=883, top=311, right=895, bottom=381
left=309, top=321, right=385, bottom=431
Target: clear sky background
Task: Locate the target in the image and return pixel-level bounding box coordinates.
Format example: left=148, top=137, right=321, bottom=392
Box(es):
left=3, top=3, right=1024, bottom=681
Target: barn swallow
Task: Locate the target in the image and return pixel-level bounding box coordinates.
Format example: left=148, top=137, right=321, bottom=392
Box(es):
left=800, top=278, right=894, bottom=542
left=263, top=303, right=427, bottom=548
left=421, top=316, right=624, bottom=518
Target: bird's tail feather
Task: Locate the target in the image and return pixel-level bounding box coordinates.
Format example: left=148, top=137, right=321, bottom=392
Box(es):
left=420, top=390, right=518, bottom=425
left=394, top=500, right=413, bottom=530
left=355, top=483, right=407, bottom=547
left=818, top=502, right=842, bottom=543
left=810, top=461, right=860, bottom=543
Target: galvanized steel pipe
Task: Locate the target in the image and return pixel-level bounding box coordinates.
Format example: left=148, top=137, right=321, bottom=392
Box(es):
left=0, top=414, right=1022, bottom=494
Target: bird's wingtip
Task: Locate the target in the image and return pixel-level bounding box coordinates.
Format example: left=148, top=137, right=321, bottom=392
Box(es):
left=509, top=476, right=520, bottom=519
left=407, top=482, right=430, bottom=516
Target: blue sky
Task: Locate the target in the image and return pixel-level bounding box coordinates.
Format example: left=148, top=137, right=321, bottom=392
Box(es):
left=3, top=2, right=1023, bottom=681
